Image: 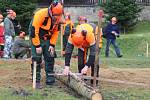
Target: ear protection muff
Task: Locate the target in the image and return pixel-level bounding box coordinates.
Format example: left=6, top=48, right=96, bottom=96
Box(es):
left=52, top=1, right=58, bottom=7
left=71, top=28, right=76, bottom=38
left=48, top=1, right=59, bottom=17
left=81, top=30, right=87, bottom=36
left=68, top=15, right=70, bottom=19
left=71, top=28, right=76, bottom=34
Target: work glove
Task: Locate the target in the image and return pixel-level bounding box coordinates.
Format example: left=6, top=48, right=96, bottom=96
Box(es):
left=111, top=31, right=116, bottom=34
left=112, top=31, right=119, bottom=37
left=36, top=47, right=42, bottom=54
left=81, top=65, right=88, bottom=75
left=63, top=66, right=70, bottom=75
left=48, top=45, right=55, bottom=57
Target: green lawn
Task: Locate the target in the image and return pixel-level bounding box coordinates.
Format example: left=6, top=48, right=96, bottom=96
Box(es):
left=101, top=86, right=150, bottom=100
left=0, top=21, right=150, bottom=100
left=0, top=87, right=84, bottom=100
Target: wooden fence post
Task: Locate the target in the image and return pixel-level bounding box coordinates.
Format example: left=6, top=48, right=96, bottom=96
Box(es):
left=146, top=42, right=149, bottom=58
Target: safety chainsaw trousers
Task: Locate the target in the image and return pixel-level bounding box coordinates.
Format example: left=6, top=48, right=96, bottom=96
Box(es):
left=31, top=39, right=55, bottom=85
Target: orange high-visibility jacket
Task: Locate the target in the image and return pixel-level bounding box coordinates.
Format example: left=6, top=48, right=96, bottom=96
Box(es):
left=68, top=23, right=95, bottom=48
left=32, top=8, right=59, bottom=47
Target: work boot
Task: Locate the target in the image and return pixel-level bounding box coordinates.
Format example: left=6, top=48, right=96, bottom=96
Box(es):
left=117, top=55, right=123, bottom=58
left=46, top=78, right=55, bottom=86
left=36, top=82, right=43, bottom=89
left=105, top=54, right=109, bottom=58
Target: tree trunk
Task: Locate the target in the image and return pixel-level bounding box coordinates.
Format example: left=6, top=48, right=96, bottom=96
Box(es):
left=54, top=65, right=103, bottom=100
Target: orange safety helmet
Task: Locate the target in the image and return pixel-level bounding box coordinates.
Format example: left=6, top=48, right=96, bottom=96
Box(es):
left=71, top=30, right=85, bottom=48
left=78, top=16, right=87, bottom=22
left=51, top=2, right=63, bottom=15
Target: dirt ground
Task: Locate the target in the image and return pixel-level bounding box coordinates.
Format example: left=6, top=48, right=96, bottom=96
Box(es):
left=0, top=59, right=150, bottom=89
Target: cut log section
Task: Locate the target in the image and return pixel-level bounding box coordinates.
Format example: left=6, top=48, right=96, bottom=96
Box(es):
left=54, top=65, right=103, bottom=100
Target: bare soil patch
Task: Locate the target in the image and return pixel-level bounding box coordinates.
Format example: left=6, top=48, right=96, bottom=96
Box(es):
left=0, top=59, right=150, bottom=89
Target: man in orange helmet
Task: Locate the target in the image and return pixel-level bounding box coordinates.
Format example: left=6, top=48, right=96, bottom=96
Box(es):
left=63, top=23, right=100, bottom=84
left=30, top=1, right=63, bottom=88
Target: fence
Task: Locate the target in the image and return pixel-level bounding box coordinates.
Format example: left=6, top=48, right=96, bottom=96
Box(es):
left=136, top=0, right=150, bottom=6
left=63, top=0, right=99, bottom=6
left=63, top=0, right=150, bottom=6
left=37, top=0, right=150, bottom=7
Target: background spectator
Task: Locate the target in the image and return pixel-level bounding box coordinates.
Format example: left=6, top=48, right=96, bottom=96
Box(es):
left=12, top=31, right=30, bottom=59
left=11, top=12, right=21, bottom=36
left=0, top=12, right=4, bottom=57
left=3, top=9, right=15, bottom=59
left=103, top=16, right=122, bottom=58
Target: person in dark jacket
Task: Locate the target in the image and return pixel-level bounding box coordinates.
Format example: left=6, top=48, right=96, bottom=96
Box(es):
left=104, top=17, right=122, bottom=57
left=12, top=31, right=30, bottom=59
left=12, top=19, right=21, bottom=36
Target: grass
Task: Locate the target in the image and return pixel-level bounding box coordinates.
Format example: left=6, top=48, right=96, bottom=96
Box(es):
left=101, top=57, right=150, bottom=68
left=101, top=86, right=150, bottom=100
left=1, top=21, right=150, bottom=100
left=0, top=87, right=82, bottom=100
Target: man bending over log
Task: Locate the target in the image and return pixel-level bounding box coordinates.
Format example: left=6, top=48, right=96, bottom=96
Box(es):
left=63, top=22, right=99, bottom=85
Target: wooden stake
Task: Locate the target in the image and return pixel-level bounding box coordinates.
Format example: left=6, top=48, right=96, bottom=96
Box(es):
left=32, top=61, right=37, bottom=89
left=60, top=25, right=63, bottom=57
left=93, top=9, right=103, bottom=88
left=146, top=43, right=149, bottom=58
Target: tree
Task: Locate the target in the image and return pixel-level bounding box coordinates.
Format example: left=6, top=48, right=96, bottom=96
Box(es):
left=0, top=0, right=36, bottom=34
left=102, top=0, right=142, bottom=33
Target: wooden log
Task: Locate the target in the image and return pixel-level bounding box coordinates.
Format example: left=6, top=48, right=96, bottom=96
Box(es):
left=54, top=65, right=103, bottom=100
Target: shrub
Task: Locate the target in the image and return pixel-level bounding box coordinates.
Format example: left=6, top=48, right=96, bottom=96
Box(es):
left=0, top=0, right=36, bottom=34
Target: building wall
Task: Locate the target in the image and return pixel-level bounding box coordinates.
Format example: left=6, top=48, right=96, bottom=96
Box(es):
left=64, top=7, right=100, bottom=23
left=139, top=6, right=150, bottom=20
left=64, top=6, right=150, bottom=23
